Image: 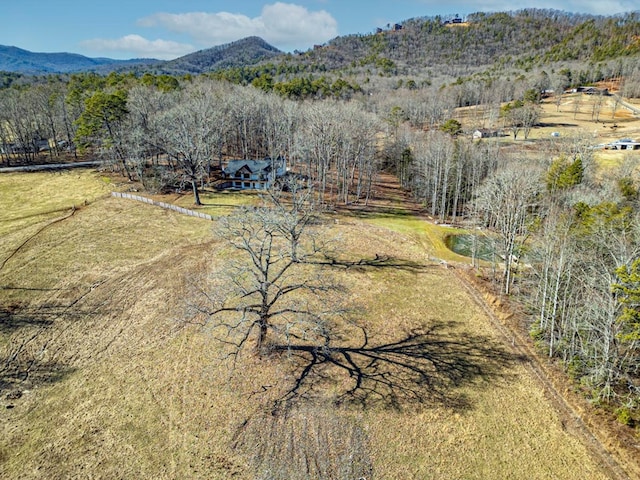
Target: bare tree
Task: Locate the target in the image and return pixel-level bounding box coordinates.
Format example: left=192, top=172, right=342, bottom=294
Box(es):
left=188, top=184, right=340, bottom=354
left=0, top=88, right=44, bottom=164
left=529, top=204, right=577, bottom=358
left=571, top=94, right=582, bottom=120
left=591, top=90, right=605, bottom=123
left=156, top=82, right=221, bottom=204
left=474, top=160, right=542, bottom=294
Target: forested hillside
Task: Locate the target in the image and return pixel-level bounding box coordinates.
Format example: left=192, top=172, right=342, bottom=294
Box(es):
left=0, top=37, right=281, bottom=75
left=210, top=10, right=640, bottom=90
left=159, top=36, right=282, bottom=74
left=3, top=9, right=639, bottom=80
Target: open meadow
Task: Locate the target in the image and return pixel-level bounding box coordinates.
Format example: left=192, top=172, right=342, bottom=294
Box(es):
left=0, top=169, right=633, bottom=479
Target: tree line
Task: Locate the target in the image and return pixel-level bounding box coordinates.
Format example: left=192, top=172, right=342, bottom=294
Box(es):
left=0, top=73, right=380, bottom=207
left=466, top=140, right=640, bottom=425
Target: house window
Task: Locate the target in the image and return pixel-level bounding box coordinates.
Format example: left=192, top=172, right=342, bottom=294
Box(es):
left=234, top=181, right=240, bottom=187
left=244, top=182, right=250, bottom=188
left=243, top=173, right=250, bottom=179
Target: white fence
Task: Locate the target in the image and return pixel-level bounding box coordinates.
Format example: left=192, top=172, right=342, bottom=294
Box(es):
left=111, top=192, right=213, bottom=221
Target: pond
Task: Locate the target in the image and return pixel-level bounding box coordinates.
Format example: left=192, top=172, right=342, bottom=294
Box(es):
left=445, top=233, right=499, bottom=262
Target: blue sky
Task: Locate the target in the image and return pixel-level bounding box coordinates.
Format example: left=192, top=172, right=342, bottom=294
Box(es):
left=2, top=1, right=638, bottom=60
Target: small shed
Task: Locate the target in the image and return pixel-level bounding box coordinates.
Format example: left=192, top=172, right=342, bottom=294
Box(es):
left=473, top=129, right=500, bottom=139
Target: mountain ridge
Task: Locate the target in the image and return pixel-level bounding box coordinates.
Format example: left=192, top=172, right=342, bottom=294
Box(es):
left=0, top=37, right=283, bottom=75
left=1, top=9, right=639, bottom=78
left=0, top=45, right=158, bottom=74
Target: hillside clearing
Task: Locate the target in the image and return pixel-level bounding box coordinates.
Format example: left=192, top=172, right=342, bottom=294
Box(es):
left=0, top=169, right=629, bottom=478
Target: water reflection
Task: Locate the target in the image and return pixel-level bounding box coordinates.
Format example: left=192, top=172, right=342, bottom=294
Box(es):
left=445, top=234, right=497, bottom=261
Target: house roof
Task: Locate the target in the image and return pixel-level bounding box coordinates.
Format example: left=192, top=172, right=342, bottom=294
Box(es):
left=223, top=158, right=285, bottom=176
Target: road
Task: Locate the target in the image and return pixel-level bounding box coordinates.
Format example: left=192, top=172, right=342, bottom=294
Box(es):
left=0, top=161, right=101, bottom=173
left=611, top=93, right=640, bottom=116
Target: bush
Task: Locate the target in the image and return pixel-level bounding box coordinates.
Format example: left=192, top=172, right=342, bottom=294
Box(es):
left=615, top=407, right=636, bottom=427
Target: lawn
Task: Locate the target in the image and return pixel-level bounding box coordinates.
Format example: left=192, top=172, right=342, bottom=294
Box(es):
left=0, top=169, right=619, bottom=479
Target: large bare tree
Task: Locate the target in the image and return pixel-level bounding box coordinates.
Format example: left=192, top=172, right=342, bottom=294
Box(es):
left=156, top=82, right=222, bottom=205
left=189, top=183, right=340, bottom=354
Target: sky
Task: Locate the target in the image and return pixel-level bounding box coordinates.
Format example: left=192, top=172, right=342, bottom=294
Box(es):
left=1, top=0, right=638, bottom=60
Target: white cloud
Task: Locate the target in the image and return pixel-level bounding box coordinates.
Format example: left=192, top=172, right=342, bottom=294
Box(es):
left=138, top=2, right=338, bottom=51
left=81, top=34, right=194, bottom=60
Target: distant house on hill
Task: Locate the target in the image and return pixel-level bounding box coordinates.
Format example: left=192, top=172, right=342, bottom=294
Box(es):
left=473, top=129, right=501, bottom=139
left=566, top=86, right=609, bottom=95
left=444, top=14, right=464, bottom=25
left=221, top=157, right=287, bottom=190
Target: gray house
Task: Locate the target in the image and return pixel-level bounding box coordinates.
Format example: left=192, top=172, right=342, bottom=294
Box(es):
left=221, top=157, right=287, bottom=190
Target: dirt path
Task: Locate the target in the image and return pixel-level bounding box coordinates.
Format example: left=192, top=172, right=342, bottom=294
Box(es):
left=452, top=267, right=634, bottom=480
left=0, top=206, right=77, bottom=272
left=358, top=172, right=636, bottom=479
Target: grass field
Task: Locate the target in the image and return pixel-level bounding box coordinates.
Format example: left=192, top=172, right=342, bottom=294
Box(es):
left=0, top=168, right=624, bottom=479
left=456, top=92, right=640, bottom=170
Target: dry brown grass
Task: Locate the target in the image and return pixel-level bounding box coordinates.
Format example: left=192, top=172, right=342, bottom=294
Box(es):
left=0, top=169, right=624, bottom=479
left=534, top=94, right=640, bottom=147
left=457, top=93, right=640, bottom=159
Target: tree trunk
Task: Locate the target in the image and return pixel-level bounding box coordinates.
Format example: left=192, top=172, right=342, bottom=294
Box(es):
left=192, top=179, right=202, bottom=206
left=256, top=319, right=268, bottom=353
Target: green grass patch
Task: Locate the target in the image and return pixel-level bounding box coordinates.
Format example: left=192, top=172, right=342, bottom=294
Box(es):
left=364, top=214, right=473, bottom=263
left=0, top=170, right=112, bottom=237
left=169, top=189, right=261, bottom=217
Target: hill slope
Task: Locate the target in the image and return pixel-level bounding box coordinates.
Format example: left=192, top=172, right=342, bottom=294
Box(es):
left=280, top=9, right=640, bottom=78
left=2, top=10, right=639, bottom=77
left=0, top=171, right=636, bottom=479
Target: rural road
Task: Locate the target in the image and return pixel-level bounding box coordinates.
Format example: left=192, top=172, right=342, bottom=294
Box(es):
left=611, top=93, right=640, bottom=116
left=0, top=161, right=101, bottom=173
left=453, top=268, right=633, bottom=480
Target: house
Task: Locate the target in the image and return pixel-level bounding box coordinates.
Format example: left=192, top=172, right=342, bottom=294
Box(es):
left=473, top=129, right=500, bottom=139
left=603, top=138, right=640, bottom=150
left=221, top=157, right=287, bottom=190
left=567, top=86, right=609, bottom=96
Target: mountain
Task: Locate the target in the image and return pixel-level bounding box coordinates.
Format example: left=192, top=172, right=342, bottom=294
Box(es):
left=277, top=9, right=640, bottom=79
left=0, top=37, right=283, bottom=75
left=0, top=45, right=158, bottom=74
left=2, top=10, right=639, bottom=78
left=159, top=36, right=283, bottom=74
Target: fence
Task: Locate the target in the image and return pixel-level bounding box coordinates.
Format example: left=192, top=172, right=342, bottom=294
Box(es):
left=111, top=192, right=213, bottom=221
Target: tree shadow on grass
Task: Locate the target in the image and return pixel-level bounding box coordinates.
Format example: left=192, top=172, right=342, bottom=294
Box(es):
left=0, top=306, right=55, bottom=335
left=0, top=306, right=76, bottom=397
left=0, top=300, right=97, bottom=336
left=0, top=297, right=102, bottom=397
left=312, top=253, right=434, bottom=273
left=1, top=359, right=75, bottom=398
left=270, top=322, right=523, bottom=411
